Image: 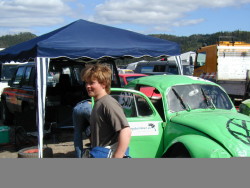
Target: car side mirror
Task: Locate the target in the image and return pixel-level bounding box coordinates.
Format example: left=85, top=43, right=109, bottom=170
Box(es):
left=8, top=80, right=12, bottom=86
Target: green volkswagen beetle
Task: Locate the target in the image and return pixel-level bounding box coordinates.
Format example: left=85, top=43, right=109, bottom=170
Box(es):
left=109, top=75, right=250, bottom=158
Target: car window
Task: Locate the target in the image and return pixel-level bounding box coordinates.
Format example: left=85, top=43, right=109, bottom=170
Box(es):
left=153, top=65, right=165, bottom=72
left=141, top=66, right=154, bottom=73
left=1, top=64, right=19, bottom=81
left=48, top=66, right=82, bottom=87
left=23, top=66, right=35, bottom=87
left=111, top=91, right=153, bottom=117
left=167, top=84, right=233, bottom=112
left=196, top=52, right=206, bottom=67
left=168, top=66, right=179, bottom=74
left=137, top=86, right=164, bottom=120
left=13, top=66, right=25, bottom=85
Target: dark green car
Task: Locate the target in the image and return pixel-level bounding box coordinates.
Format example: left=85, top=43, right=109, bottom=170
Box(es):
left=109, top=75, right=250, bottom=158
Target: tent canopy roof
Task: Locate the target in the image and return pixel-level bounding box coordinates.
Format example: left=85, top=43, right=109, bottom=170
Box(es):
left=0, top=19, right=180, bottom=62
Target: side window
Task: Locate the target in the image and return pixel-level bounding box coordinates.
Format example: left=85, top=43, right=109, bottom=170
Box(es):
left=196, top=52, right=206, bottom=67
left=23, top=66, right=34, bottom=86
left=138, top=86, right=164, bottom=120
left=153, top=65, right=165, bottom=72
left=13, top=67, right=25, bottom=85
left=111, top=91, right=153, bottom=118
left=28, top=67, right=36, bottom=87
left=168, top=66, right=178, bottom=74
left=141, top=66, right=154, bottom=73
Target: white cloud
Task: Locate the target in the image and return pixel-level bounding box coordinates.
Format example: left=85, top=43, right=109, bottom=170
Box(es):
left=91, top=0, right=250, bottom=32
left=0, top=0, right=250, bottom=36
left=0, top=0, right=72, bottom=28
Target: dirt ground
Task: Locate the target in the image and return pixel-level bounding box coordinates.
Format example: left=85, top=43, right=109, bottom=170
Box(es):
left=0, top=124, right=90, bottom=158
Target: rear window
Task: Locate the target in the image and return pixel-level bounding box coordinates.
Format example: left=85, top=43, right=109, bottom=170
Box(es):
left=168, top=66, right=179, bottom=74
left=141, top=66, right=154, bottom=73
left=153, top=65, right=165, bottom=72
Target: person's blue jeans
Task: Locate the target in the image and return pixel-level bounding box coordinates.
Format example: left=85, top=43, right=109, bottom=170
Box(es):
left=73, top=100, right=92, bottom=158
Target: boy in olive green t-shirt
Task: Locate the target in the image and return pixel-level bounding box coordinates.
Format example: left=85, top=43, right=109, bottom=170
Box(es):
left=81, top=63, right=131, bottom=158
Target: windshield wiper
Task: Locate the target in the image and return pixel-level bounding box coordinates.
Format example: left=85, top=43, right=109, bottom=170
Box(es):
left=200, top=88, right=216, bottom=109
left=172, top=88, right=191, bottom=111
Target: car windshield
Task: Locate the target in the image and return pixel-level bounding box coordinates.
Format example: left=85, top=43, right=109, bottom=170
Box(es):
left=1, top=65, right=19, bottom=81
left=167, top=84, right=233, bottom=112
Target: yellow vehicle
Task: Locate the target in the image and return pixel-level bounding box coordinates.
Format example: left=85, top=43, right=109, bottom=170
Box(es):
left=193, top=38, right=250, bottom=103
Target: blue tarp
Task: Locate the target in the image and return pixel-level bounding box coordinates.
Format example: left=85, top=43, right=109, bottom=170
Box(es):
left=0, top=19, right=180, bottom=62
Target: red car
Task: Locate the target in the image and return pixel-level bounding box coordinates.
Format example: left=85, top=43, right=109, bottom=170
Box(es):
left=119, top=73, right=148, bottom=87
left=119, top=73, right=162, bottom=101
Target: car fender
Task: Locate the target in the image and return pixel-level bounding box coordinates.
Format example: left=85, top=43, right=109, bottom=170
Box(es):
left=164, top=134, right=232, bottom=158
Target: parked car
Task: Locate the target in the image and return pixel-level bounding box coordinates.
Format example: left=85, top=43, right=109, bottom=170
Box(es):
left=134, top=60, right=182, bottom=75
left=119, top=73, right=147, bottom=87
left=1, top=60, right=120, bottom=131
left=118, top=68, right=134, bottom=74
left=108, top=75, right=250, bottom=158
left=126, top=60, right=147, bottom=71
left=239, top=99, right=250, bottom=115
left=0, top=62, right=26, bottom=119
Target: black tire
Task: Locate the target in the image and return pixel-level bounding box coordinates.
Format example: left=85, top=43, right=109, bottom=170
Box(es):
left=164, top=144, right=191, bottom=158
left=18, top=146, right=53, bottom=158
left=1, top=100, right=13, bottom=125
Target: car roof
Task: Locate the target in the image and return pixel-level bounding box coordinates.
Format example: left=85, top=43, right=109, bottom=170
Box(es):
left=126, top=75, right=218, bottom=91
left=16, top=62, right=35, bottom=67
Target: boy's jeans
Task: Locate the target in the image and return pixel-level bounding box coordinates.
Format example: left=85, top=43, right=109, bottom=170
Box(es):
left=73, top=100, right=92, bottom=158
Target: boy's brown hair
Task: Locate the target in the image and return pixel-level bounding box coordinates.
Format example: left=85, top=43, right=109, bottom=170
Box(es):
left=81, top=63, right=112, bottom=94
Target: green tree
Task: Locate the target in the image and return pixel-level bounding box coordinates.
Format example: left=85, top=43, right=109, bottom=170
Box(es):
left=0, top=32, right=36, bottom=48
left=150, top=30, right=250, bottom=53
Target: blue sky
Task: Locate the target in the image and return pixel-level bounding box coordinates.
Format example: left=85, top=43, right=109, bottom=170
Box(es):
left=0, top=0, right=250, bottom=37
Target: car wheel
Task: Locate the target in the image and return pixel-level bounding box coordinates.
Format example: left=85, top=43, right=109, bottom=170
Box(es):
left=174, top=153, right=191, bottom=158
left=1, top=100, right=13, bottom=125
left=17, top=146, right=53, bottom=158
left=164, top=144, right=191, bottom=158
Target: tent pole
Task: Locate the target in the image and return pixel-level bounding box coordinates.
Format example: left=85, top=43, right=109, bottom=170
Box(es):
left=36, top=57, right=50, bottom=158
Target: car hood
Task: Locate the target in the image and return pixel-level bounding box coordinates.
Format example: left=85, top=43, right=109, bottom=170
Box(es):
left=170, top=110, right=250, bottom=157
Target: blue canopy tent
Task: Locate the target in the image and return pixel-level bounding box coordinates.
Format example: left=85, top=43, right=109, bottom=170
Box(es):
left=0, top=19, right=181, bottom=158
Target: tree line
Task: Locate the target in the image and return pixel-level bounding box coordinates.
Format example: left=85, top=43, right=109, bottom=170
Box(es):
left=0, top=32, right=36, bottom=49
left=150, top=30, right=250, bottom=53
left=1, top=30, right=250, bottom=53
